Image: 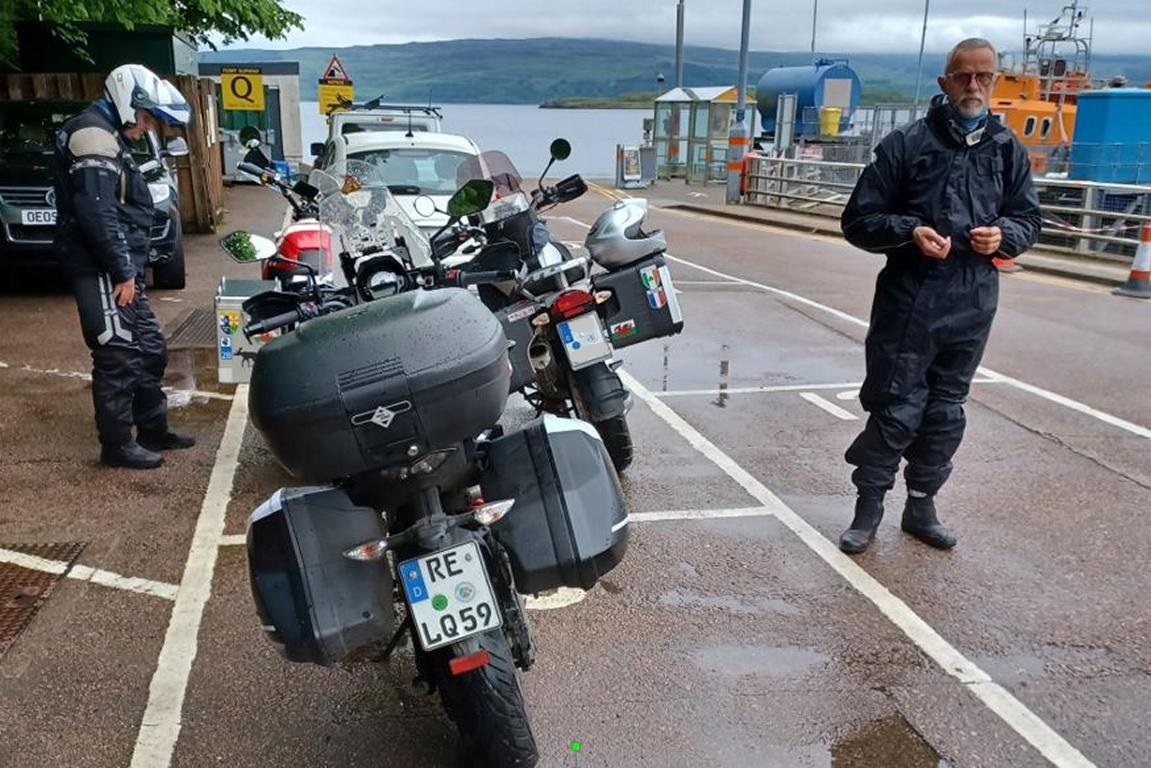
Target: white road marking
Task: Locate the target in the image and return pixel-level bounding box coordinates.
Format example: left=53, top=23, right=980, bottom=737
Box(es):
left=656, top=252, right=1151, bottom=442
left=130, top=384, right=249, bottom=768
left=523, top=587, right=587, bottom=610
left=619, top=369, right=1096, bottom=768
left=0, top=359, right=233, bottom=403
left=655, top=378, right=1004, bottom=399
left=0, top=547, right=179, bottom=601
left=799, top=392, right=860, bottom=421
left=628, top=507, right=773, bottom=523
left=836, top=390, right=861, bottom=401
left=218, top=534, right=246, bottom=547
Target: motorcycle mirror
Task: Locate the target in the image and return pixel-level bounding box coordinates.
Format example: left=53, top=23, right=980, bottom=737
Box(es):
left=447, top=179, right=495, bottom=219
left=413, top=194, right=441, bottom=218
left=549, top=138, right=572, bottom=162
left=239, top=126, right=262, bottom=147
left=219, top=230, right=277, bottom=263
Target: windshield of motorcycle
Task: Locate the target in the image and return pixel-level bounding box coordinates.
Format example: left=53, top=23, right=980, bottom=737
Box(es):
left=455, top=150, right=523, bottom=197
left=309, top=158, right=433, bottom=268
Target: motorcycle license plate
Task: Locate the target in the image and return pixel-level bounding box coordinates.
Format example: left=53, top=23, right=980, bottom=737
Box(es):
left=557, top=311, right=611, bottom=370
left=20, top=209, right=56, bottom=226
left=399, top=541, right=502, bottom=651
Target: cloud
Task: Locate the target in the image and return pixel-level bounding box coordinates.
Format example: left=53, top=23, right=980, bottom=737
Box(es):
left=222, top=0, right=1150, bottom=55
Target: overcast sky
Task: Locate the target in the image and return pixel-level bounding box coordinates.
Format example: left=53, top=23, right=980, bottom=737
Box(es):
left=227, top=0, right=1149, bottom=55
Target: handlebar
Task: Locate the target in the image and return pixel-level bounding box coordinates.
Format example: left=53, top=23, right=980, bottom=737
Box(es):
left=236, top=162, right=318, bottom=219
left=245, top=308, right=301, bottom=336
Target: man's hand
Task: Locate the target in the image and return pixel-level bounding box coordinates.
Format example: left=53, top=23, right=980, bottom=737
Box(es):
left=970, top=226, right=1003, bottom=256
left=913, top=226, right=952, bottom=260
left=113, top=279, right=137, bottom=307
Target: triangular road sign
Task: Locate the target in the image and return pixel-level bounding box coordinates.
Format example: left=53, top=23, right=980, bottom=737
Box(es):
left=323, top=55, right=349, bottom=81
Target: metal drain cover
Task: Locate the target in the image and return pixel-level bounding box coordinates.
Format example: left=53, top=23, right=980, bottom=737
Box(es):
left=0, top=543, right=86, bottom=658
left=167, top=307, right=218, bottom=350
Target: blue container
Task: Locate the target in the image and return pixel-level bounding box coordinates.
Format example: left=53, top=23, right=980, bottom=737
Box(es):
left=1069, top=89, right=1151, bottom=184
left=755, top=59, right=862, bottom=137
left=272, top=159, right=291, bottom=179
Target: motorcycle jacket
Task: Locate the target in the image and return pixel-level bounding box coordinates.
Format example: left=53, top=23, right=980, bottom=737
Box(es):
left=53, top=100, right=155, bottom=284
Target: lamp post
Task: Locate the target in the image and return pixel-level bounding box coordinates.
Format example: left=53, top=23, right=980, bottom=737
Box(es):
left=726, top=0, right=752, bottom=203
left=912, top=0, right=931, bottom=111
left=675, top=0, right=685, bottom=88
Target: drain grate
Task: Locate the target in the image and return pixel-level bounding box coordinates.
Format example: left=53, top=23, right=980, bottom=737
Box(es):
left=167, top=307, right=218, bottom=350
left=0, top=542, right=86, bottom=658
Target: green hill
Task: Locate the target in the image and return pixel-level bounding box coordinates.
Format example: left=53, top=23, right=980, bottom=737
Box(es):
left=198, top=38, right=1151, bottom=106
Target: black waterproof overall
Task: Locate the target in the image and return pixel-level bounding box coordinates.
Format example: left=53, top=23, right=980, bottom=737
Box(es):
left=840, top=97, right=1042, bottom=496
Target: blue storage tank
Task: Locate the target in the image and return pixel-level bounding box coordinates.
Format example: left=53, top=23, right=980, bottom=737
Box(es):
left=756, top=58, right=861, bottom=137
left=1069, top=89, right=1151, bottom=184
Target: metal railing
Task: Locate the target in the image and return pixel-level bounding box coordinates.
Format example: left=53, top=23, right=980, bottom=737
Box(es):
left=744, top=152, right=1151, bottom=261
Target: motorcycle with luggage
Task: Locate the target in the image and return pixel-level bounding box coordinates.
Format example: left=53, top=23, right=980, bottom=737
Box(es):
left=219, top=160, right=631, bottom=768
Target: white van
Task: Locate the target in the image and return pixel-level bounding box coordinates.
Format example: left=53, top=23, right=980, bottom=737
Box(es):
left=310, top=104, right=443, bottom=160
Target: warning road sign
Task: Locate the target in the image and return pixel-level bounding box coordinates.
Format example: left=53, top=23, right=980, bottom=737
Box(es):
left=322, top=55, right=350, bottom=82
left=318, top=83, right=355, bottom=114
left=221, top=67, right=265, bottom=112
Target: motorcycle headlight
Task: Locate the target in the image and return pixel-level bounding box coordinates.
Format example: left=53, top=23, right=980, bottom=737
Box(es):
left=148, top=183, right=171, bottom=204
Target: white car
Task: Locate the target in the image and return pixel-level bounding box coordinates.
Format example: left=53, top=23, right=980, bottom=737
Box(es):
left=313, top=130, right=481, bottom=235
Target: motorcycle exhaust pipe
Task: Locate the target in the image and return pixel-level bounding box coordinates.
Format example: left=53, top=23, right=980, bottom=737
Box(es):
left=529, top=336, right=565, bottom=400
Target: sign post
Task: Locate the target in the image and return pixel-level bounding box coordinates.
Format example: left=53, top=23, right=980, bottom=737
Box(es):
left=318, top=55, right=354, bottom=115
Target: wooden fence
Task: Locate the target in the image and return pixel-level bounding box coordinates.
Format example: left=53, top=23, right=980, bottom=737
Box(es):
left=0, top=72, right=224, bottom=234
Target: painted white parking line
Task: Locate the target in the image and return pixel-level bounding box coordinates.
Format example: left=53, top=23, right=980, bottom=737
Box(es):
left=628, top=507, right=773, bottom=523
left=619, top=368, right=1096, bottom=768
left=658, top=252, right=1151, bottom=442
left=0, top=547, right=179, bottom=601
left=799, top=392, right=859, bottom=421
left=130, top=384, right=249, bottom=768
left=0, top=359, right=232, bottom=402
left=218, top=534, right=246, bottom=547
left=655, top=378, right=1004, bottom=400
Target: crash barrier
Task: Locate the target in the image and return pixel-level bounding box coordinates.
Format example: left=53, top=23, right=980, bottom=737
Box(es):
left=1112, top=223, right=1151, bottom=299
left=744, top=153, right=1151, bottom=269
left=0, top=72, right=224, bottom=233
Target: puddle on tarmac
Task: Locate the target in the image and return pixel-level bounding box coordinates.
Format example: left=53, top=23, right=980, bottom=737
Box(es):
left=165, top=348, right=231, bottom=409
left=831, top=715, right=948, bottom=768
left=691, top=644, right=828, bottom=678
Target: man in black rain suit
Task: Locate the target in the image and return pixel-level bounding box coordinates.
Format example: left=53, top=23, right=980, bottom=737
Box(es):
left=53, top=64, right=196, bottom=469
left=838, top=38, right=1041, bottom=553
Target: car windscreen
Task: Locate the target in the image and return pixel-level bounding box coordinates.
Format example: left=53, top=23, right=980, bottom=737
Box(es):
left=347, top=147, right=474, bottom=195
left=0, top=101, right=84, bottom=157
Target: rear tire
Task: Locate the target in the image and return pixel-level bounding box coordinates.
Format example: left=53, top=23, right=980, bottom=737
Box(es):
left=430, top=630, right=538, bottom=767
left=595, top=413, right=634, bottom=473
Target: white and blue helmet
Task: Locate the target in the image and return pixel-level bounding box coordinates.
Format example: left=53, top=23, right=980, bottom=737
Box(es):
left=104, top=64, right=191, bottom=128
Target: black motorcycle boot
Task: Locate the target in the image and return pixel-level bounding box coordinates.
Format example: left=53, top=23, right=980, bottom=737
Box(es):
left=839, top=494, right=885, bottom=554
left=101, top=441, right=164, bottom=469
left=901, top=495, right=957, bottom=549
left=138, top=429, right=196, bottom=451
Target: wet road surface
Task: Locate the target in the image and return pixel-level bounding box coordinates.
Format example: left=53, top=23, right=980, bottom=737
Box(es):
left=1, top=181, right=1148, bottom=768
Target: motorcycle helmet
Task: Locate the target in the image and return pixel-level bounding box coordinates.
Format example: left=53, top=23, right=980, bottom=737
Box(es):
left=584, top=198, right=667, bottom=269
left=104, top=64, right=191, bottom=128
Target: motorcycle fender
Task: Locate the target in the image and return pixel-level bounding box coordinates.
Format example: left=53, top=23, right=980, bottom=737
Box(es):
left=571, top=363, right=630, bottom=421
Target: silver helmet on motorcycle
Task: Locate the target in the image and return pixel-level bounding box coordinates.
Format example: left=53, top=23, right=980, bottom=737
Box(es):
left=584, top=198, right=667, bottom=269
left=104, top=64, right=191, bottom=129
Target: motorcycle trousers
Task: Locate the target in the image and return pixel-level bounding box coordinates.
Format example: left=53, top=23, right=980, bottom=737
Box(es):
left=845, top=263, right=997, bottom=497
left=73, top=274, right=170, bottom=448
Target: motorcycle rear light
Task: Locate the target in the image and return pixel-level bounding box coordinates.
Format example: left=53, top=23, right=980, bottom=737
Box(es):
left=551, top=289, right=596, bottom=321
left=342, top=538, right=388, bottom=562
left=449, top=650, right=492, bottom=676
left=472, top=499, right=515, bottom=526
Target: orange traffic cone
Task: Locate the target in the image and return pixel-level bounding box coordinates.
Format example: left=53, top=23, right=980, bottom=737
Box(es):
left=993, top=255, right=1023, bottom=273
left=1113, top=223, right=1151, bottom=299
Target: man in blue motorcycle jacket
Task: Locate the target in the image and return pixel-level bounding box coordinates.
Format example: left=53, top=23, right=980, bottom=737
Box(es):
left=53, top=64, right=196, bottom=469
left=837, top=38, right=1041, bottom=554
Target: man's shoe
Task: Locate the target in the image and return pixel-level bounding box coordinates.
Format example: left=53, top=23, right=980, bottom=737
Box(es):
left=839, top=495, right=885, bottom=554
left=901, top=495, right=957, bottom=549
left=138, top=429, right=196, bottom=451
left=101, top=441, right=164, bottom=470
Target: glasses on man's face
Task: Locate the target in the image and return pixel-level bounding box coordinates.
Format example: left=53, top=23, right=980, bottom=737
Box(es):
left=946, top=71, right=996, bottom=88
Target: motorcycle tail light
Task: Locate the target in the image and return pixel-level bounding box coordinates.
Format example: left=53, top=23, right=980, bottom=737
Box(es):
left=551, top=289, right=596, bottom=321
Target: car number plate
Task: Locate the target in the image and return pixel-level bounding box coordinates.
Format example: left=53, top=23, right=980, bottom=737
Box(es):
left=557, top=311, right=612, bottom=370
left=399, top=541, right=502, bottom=651
left=21, top=209, right=56, bottom=226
